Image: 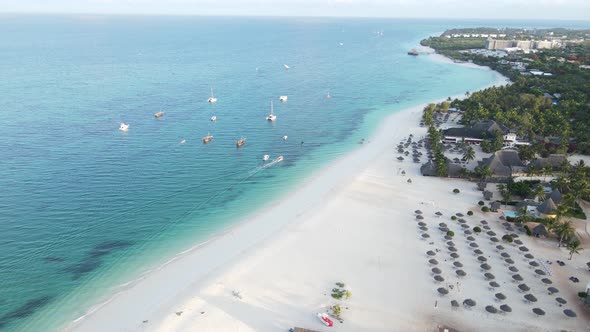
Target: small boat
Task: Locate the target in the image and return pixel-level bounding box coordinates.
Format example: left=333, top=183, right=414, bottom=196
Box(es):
left=202, top=133, right=213, bottom=144
left=275, top=155, right=283, bottom=162
left=207, top=88, right=217, bottom=103
left=283, top=64, right=290, bottom=70
left=154, top=111, right=164, bottom=118
left=407, top=49, right=419, bottom=56
left=266, top=100, right=277, bottom=122
left=263, top=155, right=270, bottom=161
left=211, top=115, right=217, bottom=122
left=316, top=313, right=333, bottom=327
left=339, top=42, right=344, bottom=46
left=236, top=137, right=245, bottom=148
left=180, top=139, right=186, bottom=144
left=283, top=135, right=288, bottom=141
left=119, top=123, right=129, bottom=131
left=326, top=90, right=331, bottom=99
left=279, top=96, right=288, bottom=102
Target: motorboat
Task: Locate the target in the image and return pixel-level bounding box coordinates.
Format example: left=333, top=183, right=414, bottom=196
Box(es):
left=326, top=91, right=331, bottom=99
left=180, top=139, right=186, bottom=144
left=283, top=64, right=290, bottom=70
left=266, top=100, right=276, bottom=121
left=119, top=123, right=129, bottom=131
left=207, top=88, right=217, bottom=103
left=279, top=96, right=288, bottom=102
left=275, top=155, right=283, bottom=162
left=263, top=154, right=270, bottom=161
left=203, top=133, right=213, bottom=144
left=154, top=111, right=164, bottom=118
left=316, top=313, right=333, bottom=327
left=211, top=115, right=217, bottom=122
left=283, top=135, right=288, bottom=141
left=236, top=137, right=245, bottom=148
left=408, top=49, right=419, bottom=56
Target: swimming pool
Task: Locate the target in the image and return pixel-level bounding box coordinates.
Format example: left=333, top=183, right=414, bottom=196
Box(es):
left=503, top=211, right=519, bottom=218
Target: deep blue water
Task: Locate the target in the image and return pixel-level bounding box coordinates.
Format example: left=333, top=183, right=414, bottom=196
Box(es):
left=0, top=15, right=587, bottom=331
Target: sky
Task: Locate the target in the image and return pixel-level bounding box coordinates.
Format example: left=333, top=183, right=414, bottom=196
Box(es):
left=1, top=0, right=590, bottom=20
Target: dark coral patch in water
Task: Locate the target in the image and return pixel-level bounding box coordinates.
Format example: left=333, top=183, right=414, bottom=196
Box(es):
left=0, top=295, right=53, bottom=329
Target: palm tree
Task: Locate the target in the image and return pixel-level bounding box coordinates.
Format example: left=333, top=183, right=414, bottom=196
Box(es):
left=567, top=239, right=583, bottom=260
left=463, top=146, right=476, bottom=164
left=555, top=221, right=575, bottom=247
left=475, top=165, right=492, bottom=181
left=497, top=184, right=511, bottom=206
left=534, top=185, right=546, bottom=202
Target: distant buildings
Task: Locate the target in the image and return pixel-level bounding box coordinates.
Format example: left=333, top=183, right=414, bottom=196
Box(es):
left=485, top=38, right=560, bottom=50
left=442, top=120, right=528, bottom=147
left=479, top=150, right=526, bottom=178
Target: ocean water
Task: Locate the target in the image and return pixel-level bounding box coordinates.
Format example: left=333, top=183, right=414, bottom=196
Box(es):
left=0, top=15, right=568, bottom=331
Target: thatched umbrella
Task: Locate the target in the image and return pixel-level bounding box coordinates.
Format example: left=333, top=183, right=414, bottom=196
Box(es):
left=434, top=275, right=445, bottom=282
left=490, top=237, right=499, bottom=242
left=437, top=287, right=449, bottom=295
left=439, top=227, right=449, bottom=232
left=532, top=308, right=545, bottom=316
left=501, top=252, right=510, bottom=258
left=421, top=233, right=430, bottom=239
left=563, top=309, right=576, bottom=318
left=529, top=261, right=539, bottom=267
left=450, top=253, right=460, bottom=259
left=524, top=294, right=538, bottom=303
left=474, top=249, right=484, bottom=255
left=512, top=274, right=523, bottom=282
left=428, top=258, right=439, bottom=265
left=448, top=246, right=457, bottom=252
left=487, top=231, right=496, bottom=236
left=519, top=246, right=529, bottom=252
left=464, top=230, right=473, bottom=235
left=480, top=220, right=488, bottom=225
left=451, top=300, right=460, bottom=308
left=415, top=210, right=423, bottom=215
left=456, top=213, right=464, bottom=217
left=489, top=281, right=500, bottom=288
left=463, top=299, right=476, bottom=307
left=397, top=156, right=404, bottom=161
left=534, top=269, right=546, bottom=276
left=524, top=254, right=534, bottom=260
left=478, top=256, right=488, bottom=262
left=453, top=261, right=463, bottom=268
left=456, top=270, right=466, bottom=277
left=467, top=236, right=475, bottom=241
left=495, top=293, right=506, bottom=301
left=460, top=224, right=469, bottom=229
left=480, top=263, right=492, bottom=271
left=419, top=226, right=429, bottom=231
left=444, top=235, right=453, bottom=240
left=547, top=287, right=559, bottom=294
left=484, top=273, right=495, bottom=280
left=435, top=211, right=443, bottom=217
left=427, top=250, right=436, bottom=256
left=439, top=222, right=448, bottom=227
left=417, top=221, right=427, bottom=226
left=470, top=243, right=479, bottom=248
left=541, top=278, right=552, bottom=285
left=508, top=266, right=519, bottom=273
left=485, top=305, right=498, bottom=314
left=482, top=225, right=491, bottom=230
left=496, top=245, right=505, bottom=251
left=556, top=297, right=567, bottom=305
left=510, top=233, right=519, bottom=238
left=505, top=259, right=515, bottom=265
left=514, top=239, right=523, bottom=245
left=416, top=215, right=424, bottom=220
left=500, top=304, right=512, bottom=313
left=446, top=241, right=455, bottom=246
left=518, top=284, right=530, bottom=292
left=458, top=219, right=467, bottom=224
left=432, top=267, right=442, bottom=274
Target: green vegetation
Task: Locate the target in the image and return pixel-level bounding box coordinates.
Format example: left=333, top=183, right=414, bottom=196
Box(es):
left=451, top=216, right=457, bottom=221
left=478, top=201, right=485, bottom=206
left=567, top=239, right=583, bottom=260
left=422, top=104, right=448, bottom=177
left=481, top=206, right=490, bottom=212
left=502, top=234, right=514, bottom=243
left=331, top=282, right=351, bottom=300
left=578, top=292, right=588, bottom=298
left=467, top=211, right=474, bottom=216
left=447, top=230, right=455, bottom=237
left=453, top=188, right=460, bottom=194
left=422, top=29, right=590, bottom=155
left=330, top=304, right=342, bottom=319
left=473, top=226, right=482, bottom=233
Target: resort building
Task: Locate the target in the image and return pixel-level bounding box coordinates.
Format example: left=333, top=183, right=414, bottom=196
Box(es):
left=485, top=38, right=560, bottom=50
left=479, top=150, right=526, bottom=178
left=420, top=160, right=464, bottom=177
left=536, top=198, right=558, bottom=218
left=528, top=155, right=567, bottom=171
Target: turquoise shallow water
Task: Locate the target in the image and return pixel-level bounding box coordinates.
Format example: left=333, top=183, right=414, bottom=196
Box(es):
left=1, top=15, right=587, bottom=331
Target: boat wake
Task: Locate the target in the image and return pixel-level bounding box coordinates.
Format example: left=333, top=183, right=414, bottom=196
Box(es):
left=249, top=156, right=283, bottom=176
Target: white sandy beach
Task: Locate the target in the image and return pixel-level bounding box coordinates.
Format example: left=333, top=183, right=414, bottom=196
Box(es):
left=66, top=66, right=590, bottom=332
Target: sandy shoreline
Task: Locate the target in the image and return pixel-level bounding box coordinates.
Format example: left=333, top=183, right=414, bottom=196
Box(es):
left=64, top=51, right=590, bottom=332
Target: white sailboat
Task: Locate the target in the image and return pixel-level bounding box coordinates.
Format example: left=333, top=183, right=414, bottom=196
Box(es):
left=207, top=88, right=217, bottom=103
left=262, top=154, right=270, bottom=161
left=283, top=64, right=290, bottom=70
left=211, top=115, right=217, bottom=122
left=279, top=96, right=288, bottom=102
left=119, top=123, right=129, bottom=131
left=266, top=100, right=276, bottom=122
left=326, top=90, right=331, bottom=99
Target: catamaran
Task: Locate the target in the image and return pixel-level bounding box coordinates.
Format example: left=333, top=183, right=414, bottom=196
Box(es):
left=207, top=88, right=217, bottom=103
left=119, top=123, right=129, bottom=131
left=266, top=101, right=277, bottom=121
left=279, top=96, right=288, bottom=102
left=236, top=137, right=245, bottom=148
left=203, top=133, right=213, bottom=144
